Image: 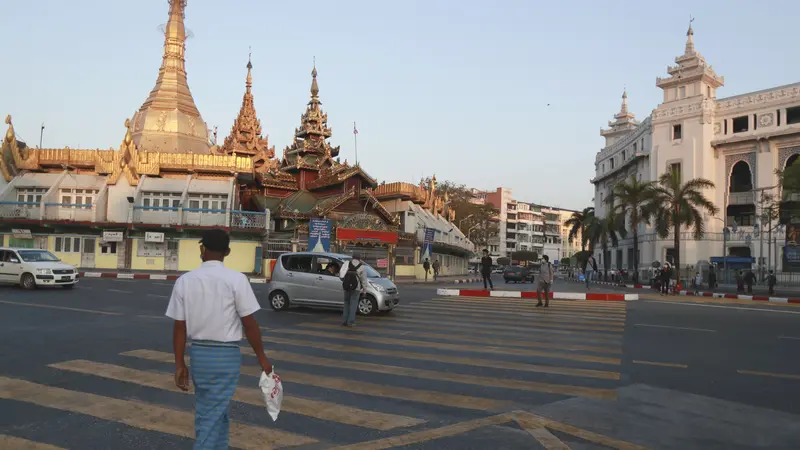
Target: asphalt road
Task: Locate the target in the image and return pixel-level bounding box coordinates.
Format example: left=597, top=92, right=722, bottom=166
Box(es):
left=1, top=275, right=799, bottom=449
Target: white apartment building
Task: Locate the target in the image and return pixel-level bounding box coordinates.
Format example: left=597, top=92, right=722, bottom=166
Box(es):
left=593, top=24, right=800, bottom=274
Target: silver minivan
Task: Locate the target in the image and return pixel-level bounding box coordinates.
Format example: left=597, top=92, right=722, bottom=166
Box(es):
left=267, top=252, right=400, bottom=315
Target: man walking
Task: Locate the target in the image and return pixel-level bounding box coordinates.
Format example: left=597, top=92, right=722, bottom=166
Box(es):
left=339, top=253, right=368, bottom=327
left=768, top=270, right=777, bottom=296
left=166, top=229, right=273, bottom=449
left=480, top=249, right=493, bottom=290
left=422, top=258, right=431, bottom=282
left=536, top=255, right=555, bottom=307
left=584, top=255, right=597, bottom=289
left=432, top=259, right=441, bottom=281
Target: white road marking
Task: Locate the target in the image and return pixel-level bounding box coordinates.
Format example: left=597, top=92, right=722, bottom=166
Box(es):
left=147, top=294, right=169, bottom=299
left=646, top=300, right=800, bottom=315
left=153, top=282, right=174, bottom=287
left=107, top=289, right=133, bottom=294
left=779, top=336, right=800, bottom=340
left=634, top=323, right=716, bottom=332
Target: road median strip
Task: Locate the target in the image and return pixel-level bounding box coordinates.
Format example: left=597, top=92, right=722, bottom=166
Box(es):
left=437, top=288, right=637, bottom=301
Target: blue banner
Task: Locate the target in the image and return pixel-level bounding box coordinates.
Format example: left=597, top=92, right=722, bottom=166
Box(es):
left=309, top=218, right=332, bottom=252
left=421, top=227, right=435, bottom=261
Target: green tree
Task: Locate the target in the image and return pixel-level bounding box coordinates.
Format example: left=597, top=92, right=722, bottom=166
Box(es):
left=650, top=170, right=719, bottom=284
left=585, top=214, right=625, bottom=281
left=565, top=207, right=595, bottom=253
left=607, top=175, right=656, bottom=282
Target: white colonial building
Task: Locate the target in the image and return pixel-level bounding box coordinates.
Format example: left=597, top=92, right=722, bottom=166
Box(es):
left=593, top=24, right=800, bottom=276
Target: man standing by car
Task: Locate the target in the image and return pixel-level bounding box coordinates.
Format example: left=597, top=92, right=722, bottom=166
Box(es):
left=480, top=249, right=494, bottom=290
left=339, top=253, right=369, bottom=327
left=166, top=229, right=273, bottom=449
left=536, top=255, right=555, bottom=307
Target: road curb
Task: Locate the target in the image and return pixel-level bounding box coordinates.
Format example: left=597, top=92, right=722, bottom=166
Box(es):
left=436, top=288, right=637, bottom=301
left=79, top=272, right=267, bottom=284
left=676, top=290, right=800, bottom=304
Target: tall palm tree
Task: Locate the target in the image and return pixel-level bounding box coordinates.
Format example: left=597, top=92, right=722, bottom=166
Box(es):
left=607, top=175, right=656, bottom=283
left=585, top=213, right=625, bottom=281
left=650, top=170, right=719, bottom=285
left=565, top=207, right=594, bottom=253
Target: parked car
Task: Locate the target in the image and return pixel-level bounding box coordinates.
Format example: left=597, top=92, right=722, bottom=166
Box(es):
left=0, top=248, right=79, bottom=289
left=503, top=265, right=533, bottom=283
left=267, top=252, right=399, bottom=316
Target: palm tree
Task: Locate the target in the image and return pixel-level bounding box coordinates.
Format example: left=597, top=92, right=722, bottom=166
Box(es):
left=565, top=207, right=594, bottom=253
left=607, top=175, right=656, bottom=283
left=585, top=214, right=625, bottom=281
left=650, top=170, right=719, bottom=286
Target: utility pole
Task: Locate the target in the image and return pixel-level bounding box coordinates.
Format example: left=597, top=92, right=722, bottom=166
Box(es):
left=39, top=122, right=45, bottom=148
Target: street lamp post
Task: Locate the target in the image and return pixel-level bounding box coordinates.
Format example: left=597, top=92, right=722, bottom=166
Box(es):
left=712, top=215, right=735, bottom=284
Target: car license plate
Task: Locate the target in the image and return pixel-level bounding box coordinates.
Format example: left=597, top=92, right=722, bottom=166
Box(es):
left=60, top=276, right=71, bottom=281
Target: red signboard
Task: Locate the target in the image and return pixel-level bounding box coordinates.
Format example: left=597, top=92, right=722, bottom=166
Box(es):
left=336, top=228, right=399, bottom=245
left=376, top=258, right=388, bottom=268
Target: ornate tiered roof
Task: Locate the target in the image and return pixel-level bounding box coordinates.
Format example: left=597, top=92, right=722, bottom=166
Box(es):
left=219, top=56, right=277, bottom=174
left=601, top=90, right=639, bottom=138
left=656, top=23, right=724, bottom=90
left=281, top=65, right=340, bottom=172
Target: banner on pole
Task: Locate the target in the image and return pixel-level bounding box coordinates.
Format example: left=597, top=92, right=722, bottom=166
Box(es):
left=309, top=218, right=332, bottom=252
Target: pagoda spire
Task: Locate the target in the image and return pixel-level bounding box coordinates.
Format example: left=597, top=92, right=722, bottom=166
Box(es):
left=221, top=53, right=274, bottom=160
left=131, top=0, right=210, bottom=154
left=620, top=89, right=629, bottom=114
left=685, top=18, right=696, bottom=55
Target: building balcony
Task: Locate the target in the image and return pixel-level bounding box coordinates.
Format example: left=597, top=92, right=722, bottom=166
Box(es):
left=0, top=202, right=41, bottom=220
left=43, top=203, right=95, bottom=222
left=133, top=206, right=182, bottom=226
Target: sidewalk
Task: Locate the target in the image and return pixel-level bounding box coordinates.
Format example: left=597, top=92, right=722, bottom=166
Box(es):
left=78, top=269, right=267, bottom=284
left=393, top=275, right=481, bottom=285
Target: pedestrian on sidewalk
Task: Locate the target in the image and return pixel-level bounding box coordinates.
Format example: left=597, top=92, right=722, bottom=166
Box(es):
left=709, top=269, right=717, bottom=291
left=745, top=269, right=756, bottom=294
left=768, top=270, right=777, bottom=296
left=166, top=229, right=273, bottom=449
left=339, top=253, right=368, bottom=327
left=584, top=255, right=597, bottom=289
left=433, top=259, right=440, bottom=281
left=536, top=255, right=554, bottom=308
left=480, top=249, right=494, bottom=290
left=694, top=272, right=702, bottom=295
left=660, top=264, right=671, bottom=295
left=423, top=258, right=431, bottom=282
left=736, top=271, right=745, bottom=293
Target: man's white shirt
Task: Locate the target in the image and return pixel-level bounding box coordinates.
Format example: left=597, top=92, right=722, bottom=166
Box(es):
left=165, top=260, right=261, bottom=342
left=338, top=260, right=369, bottom=289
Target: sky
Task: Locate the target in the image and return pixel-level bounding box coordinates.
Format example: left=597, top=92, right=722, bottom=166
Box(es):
left=2, top=0, right=799, bottom=211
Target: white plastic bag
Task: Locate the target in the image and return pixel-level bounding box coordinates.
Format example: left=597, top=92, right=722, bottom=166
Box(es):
left=259, top=369, right=283, bottom=421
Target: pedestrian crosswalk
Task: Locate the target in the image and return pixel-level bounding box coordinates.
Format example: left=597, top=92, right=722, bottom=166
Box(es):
left=0, top=296, right=634, bottom=449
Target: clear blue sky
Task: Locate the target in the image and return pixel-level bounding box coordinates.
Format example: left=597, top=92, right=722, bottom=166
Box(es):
left=2, top=0, right=798, bottom=210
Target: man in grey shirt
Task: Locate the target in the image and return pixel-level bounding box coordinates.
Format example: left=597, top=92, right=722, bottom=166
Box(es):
left=536, top=255, right=555, bottom=308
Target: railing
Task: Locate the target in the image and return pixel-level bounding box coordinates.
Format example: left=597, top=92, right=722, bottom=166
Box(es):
left=230, top=210, right=267, bottom=230
left=728, top=192, right=754, bottom=205
left=0, top=201, right=40, bottom=220
left=133, top=206, right=181, bottom=226
left=182, top=208, right=227, bottom=227
left=43, top=203, right=94, bottom=222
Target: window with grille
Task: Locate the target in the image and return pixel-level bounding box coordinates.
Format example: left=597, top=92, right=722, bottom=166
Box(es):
left=15, top=188, right=46, bottom=206
left=55, top=237, right=81, bottom=253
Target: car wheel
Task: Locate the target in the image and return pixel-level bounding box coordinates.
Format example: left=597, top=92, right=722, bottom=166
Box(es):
left=358, top=295, right=378, bottom=316
left=62, top=284, right=75, bottom=289
left=269, top=290, right=290, bottom=311
left=21, top=273, right=36, bottom=290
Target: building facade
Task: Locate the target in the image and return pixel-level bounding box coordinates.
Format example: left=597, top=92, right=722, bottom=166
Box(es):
left=593, top=24, right=800, bottom=275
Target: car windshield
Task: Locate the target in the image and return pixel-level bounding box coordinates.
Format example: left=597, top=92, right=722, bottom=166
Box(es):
left=18, top=250, right=60, bottom=262
left=343, top=258, right=381, bottom=278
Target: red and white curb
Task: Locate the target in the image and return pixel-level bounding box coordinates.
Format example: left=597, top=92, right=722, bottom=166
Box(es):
left=79, top=272, right=267, bottom=284
left=452, top=278, right=481, bottom=284
left=437, top=288, right=637, bottom=301
left=676, top=290, right=800, bottom=304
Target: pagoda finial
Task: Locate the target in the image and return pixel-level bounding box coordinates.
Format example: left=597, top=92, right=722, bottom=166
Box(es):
left=246, top=47, right=253, bottom=93
left=620, top=89, right=628, bottom=114
left=685, top=16, right=695, bottom=55
left=310, top=58, right=319, bottom=100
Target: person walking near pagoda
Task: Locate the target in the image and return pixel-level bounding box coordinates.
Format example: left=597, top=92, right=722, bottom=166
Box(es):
left=432, top=259, right=441, bottom=281
left=339, top=254, right=369, bottom=327
left=166, top=229, right=273, bottom=449
left=423, top=258, right=431, bottom=282
left=536, top=255, right=555, bottom=308
left=480, top=249, right=494, bottom=290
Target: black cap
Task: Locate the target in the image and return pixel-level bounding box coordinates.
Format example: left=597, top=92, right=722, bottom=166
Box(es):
left=352, top=252, right=362, bottom=260
left=200, top=229, right=230, bottom=252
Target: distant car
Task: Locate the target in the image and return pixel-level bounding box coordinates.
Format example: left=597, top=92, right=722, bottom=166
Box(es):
left=504, top=265, right=533, bottom=283
left=492, top=267, right=504, bottom=274
left=267, top=252, right=399, bottom=316
left=0, top=248, right=79, bottom=289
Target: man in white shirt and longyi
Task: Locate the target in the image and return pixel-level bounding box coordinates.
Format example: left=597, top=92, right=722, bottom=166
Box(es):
left=166, top=229, right=273, bottom=449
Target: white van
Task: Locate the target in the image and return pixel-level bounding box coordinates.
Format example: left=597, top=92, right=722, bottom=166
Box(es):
left=0, top=248, right=79, bottom=289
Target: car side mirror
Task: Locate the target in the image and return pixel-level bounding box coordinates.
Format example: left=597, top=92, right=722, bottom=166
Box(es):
left=9, top=258, right=20, bottom=264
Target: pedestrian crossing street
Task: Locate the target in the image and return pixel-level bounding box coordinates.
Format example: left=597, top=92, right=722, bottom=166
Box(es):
left=0, top=297, right=639, bottom=449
